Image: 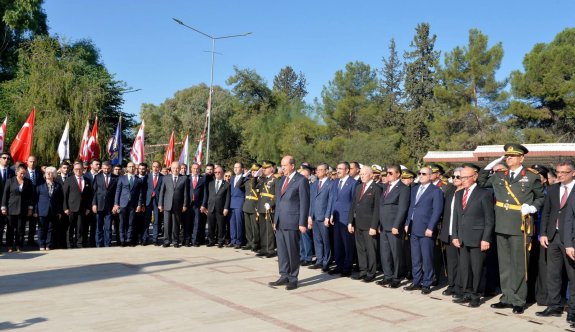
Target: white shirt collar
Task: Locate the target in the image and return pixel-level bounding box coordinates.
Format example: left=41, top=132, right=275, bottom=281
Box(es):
left=340, top=175, right=349, bottom=184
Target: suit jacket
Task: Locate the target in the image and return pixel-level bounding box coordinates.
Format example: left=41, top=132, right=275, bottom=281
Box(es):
left=541, top=183, right=575, bottom=243
left=0, top=167, right=15, bottom=203
left=158, top=174, right=189, bottom=212
left=406, top=183, right=444, bottom=237
left=35, top=180, right=64, bottom=217
left=55, top=174, right=68, bottom=187
left=230, top=175, right=247, bottom=209
left=452, top=186, right=495, bottom=247
left=308, top=178, right=333, bottom=221
left=274, top=172, right=310, bottom=230
left=378, top=180, right=411, bottom=231
left=349, top=181, right=381, bottom=230
left=63, top=175, right=92, bottom=213
left=92, top=173, right=118, bottom=212
left=2, top=177, right=34, bottom=215
left=145, top=172, right=163, bottom=206
left=330, top=177, right=357, bottom=224
left=438, top=187, right=460, bottom=243
left=187, top=174, right=205, bottom=208
left=115, top=174, right=145, bottom=208
left=84, top=171, right=100, bottom=186
left=25, top=168, right=40, bottom=187
left=204, top=179, right=230, bottom=213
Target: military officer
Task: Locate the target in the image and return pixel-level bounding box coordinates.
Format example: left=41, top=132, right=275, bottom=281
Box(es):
left=478, top=143, right=545, bottom=314
left=256, top=161, right=278, bottom=258
left=242, top=163, right=262, bottom=252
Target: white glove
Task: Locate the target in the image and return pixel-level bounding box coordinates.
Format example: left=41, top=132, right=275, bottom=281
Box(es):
left=521, top=204, right=537, bottom=215
left=255, top=168, right=263, bottom=177
left=264, top=203, right=270, bottom=211
left=485, top=155, right=505, bottom=170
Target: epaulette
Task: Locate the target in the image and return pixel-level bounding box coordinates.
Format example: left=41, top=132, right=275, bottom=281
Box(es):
left=274, top=174, right=281, bottom=179
left=526, top=167, right=539, bottom=175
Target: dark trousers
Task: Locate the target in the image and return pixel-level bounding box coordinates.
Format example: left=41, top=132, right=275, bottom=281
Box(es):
left=535, top=244, right=549, bottom=305
left=52, top=215, right=67, bottom=249
left=6, top=214, right=26, bottom=248
left=312, top=219, right=330, bottom=267
left=96, top=211, right=113, bottom=247
left=164, top=209, right=182, bottom=245
left=355, top=229, right=377, bottom=277
left=460, top=244, right=485, bottom=299
left=229, top=208, right=244, bottom=246
left=119, top=207, right=136, bottom=244
left=444, top=238, right=461, bottom=294
left=0, top=215, right=6, bottom=245
left=183, top=206, right=197, bottom=245
left=411, top=235, right=435, bottom=287
left=27, top=215, right=37, bottom=245
left=191, top=206, right=205, bottom=244
left=258, top=212, right=275, bottom=254
left=38, top=215, right=55, bottom=248
left=244, top=212, right=259, bottom=250
left=497, top=233, right=529, bottom=306
left=546, top=234, right=575, bottom=313
left=68, top=211, right=87, bottom=248
left=207, top=210, right=226, bottom=245
left=112, top=213, right=120, bottom=245
left=380, top=230, right=403, bottom=281
left=276, top=228, right=300, bottom=283
left=334, top=221, right=355, bottom=273
left=87, top=212, right=96, bottom=247
left=300, top=229, right=313, bottom=262
left=144, top=199, right=160, bottom=243
left=401, top=233, right=412, bottom=278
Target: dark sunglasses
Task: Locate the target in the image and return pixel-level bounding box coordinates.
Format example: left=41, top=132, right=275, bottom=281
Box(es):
left=452, top=175, right=461, bottom=179
left=418, top=172, right=429, bottom=176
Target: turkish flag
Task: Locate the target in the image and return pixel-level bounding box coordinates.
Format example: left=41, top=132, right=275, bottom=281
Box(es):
left=163, top=130, right=175, bottom=167
left=86, top=116, right=100, bottom=161
left=78, top=120, right=90, bottom=162
left=10, top=107, right=35, bottom=163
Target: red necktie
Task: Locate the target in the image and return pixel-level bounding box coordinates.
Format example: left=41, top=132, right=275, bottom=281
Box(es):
left=558, top=185, right=569, bottom=228
left=105, top=175, right=109, bottom=188
left=384, top=184, right=391, bottom=198
left=153, top=174, right=158, bottom=188
left=77, top=177, right=82, bottom=191
left=281, top=177, right=289, bottom=195
left=359, top=183, right=367, bottom=200
left=462, top=188, right=469, bottom=209
left=192, top=176, right=198, bottom=201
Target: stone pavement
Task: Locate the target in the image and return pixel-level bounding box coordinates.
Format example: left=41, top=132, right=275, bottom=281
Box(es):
left=0, top=246, right=572, bottom=331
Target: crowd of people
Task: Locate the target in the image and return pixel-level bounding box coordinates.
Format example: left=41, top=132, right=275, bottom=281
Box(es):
left=2, top=143, right=575, bottom=327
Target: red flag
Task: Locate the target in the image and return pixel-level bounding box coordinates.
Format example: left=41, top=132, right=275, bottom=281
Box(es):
left=10, top=107, right=35, bottom=163
left=86, top=116, right=100, bottom=161
left=79, top=120, right=90, bottom=162
left=163, top=130, right=175, bottom=167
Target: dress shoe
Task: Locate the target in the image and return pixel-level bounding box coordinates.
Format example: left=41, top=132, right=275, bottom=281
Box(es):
left=7, top=247, right=13, bottom=253
left=328, top=268, right=343, bottom=275
left=442, top=289, right=454, bottom=296
left=174, top=244, right=181, bottom=248
left=421, top=286, right=432, bottom=294
left=217, top=243, right=224, bottom=248
left=389, top=281, right=401, bottom=288
left=241, top=245, right=251, bottom=250
left=265, top=253, right=277, bottom=258
left=453, top=296, right=470, bottom=304
left=362, top=276, right=375, bottom=283
left=234, top=245, right=241, bottom=249
left=193, top=243, right=200, bottom=247
left=268, top=278, right=289, bottom=287
left=321, top=266, right=330, bottom=273
left=154, top=243, right=161, bottom=247
left=431, top=278, right=439, bottom=287
left=308, top=264, right=321, bottom=270
left=185, top=243, right=192, bottom=247
left=206, top=243, right=215, bottom=247
left=162, top=243, right=170, bottom=248
left=536, top=307, right=563, bottom=317
left=256, top=252, right=266, bottom=257
left=301, top=261, right=312, bottom=267
left=286, top=282, right=298, bottom=291
left=341, top=271, right=352, bottom=277
left=469, top=299, right=481, bottom=308
left=226, top=243, right=234, bottom=248
left=452, top=293, right=464, bottom=299
left=404, top=284, right=422, bottom=291
left=376, top=278, right=392, bottom=286
left=567, top=313, right=575, bottom=323
left=512, top=306, right=524, bottom=314
left=490, top=302, right=511, bottom=309
left=352, top=274, right=366, bottom=280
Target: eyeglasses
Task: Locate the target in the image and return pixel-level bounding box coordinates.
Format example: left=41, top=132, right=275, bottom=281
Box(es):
left=418, top=172, right=429, bottom=176
left=556, top=171, right=572, bottom=175
left=452, top=175, right=461, bottom=179
left=1, top=156, right=9, bottom=160
left=459, top=175, right=474, bottom=180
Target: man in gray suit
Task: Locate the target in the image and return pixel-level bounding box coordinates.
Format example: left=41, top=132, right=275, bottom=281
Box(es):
left=158, top=161, right=189, bottom=248
left=269, top=155, right=310, bottom=290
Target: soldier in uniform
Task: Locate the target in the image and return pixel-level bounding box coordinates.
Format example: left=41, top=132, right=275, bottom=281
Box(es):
left=242, top=163, right=261, bottom=252
left=256, top=161, right=278, bottom=258
left=478, top=143, right=545, bottom=314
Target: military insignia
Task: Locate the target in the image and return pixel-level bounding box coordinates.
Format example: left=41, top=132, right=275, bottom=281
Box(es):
left=519, top=177, right=529, bottom=183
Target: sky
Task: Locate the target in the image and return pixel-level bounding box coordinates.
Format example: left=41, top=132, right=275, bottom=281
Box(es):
left=43, top=0, right=575, bottom=121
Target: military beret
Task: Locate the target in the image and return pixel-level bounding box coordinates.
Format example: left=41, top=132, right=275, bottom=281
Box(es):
left=261, top=160, right=275, bottom=168
left=531, top=164, right=549, bottom=178
left=504, top=143, right=528, bottom=156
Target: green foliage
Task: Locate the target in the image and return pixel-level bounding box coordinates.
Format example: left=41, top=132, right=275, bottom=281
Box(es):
left=272, top=66, right=307, bottom=103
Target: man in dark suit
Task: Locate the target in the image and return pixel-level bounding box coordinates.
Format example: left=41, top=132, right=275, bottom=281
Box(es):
left=268, top=156, right=310, bottom=290
left=308, top=163, right=333, bottom=272
left=159, top=161, right=188, bottom=248
left=0, top=152, right=14, bottom=246
left=134, top=162, right=149, bottom=244
left=91, top=161, right=118, bottom=247
left=348, top=166, right=381, bottom=282
left=63, top=161, right=92, bottom=248
left=202, top=166, right=230, bottom=247
left=84, top=158, right=101, bottom=247
left=114, top=162, right=145, bottom=246
left=188, top=163, right=205, bottom=246
left=229, top=162, right=247, bottom=249
left=404, top=166, right=444, bottom=294
left=452, top=164, right=495, bottom=307
left=377, top=164, right=411, bottom=288
left=537, top=161, right=575, bottom=321
left=144, top=161, right=163, bottom=246
left=24, top=155, right=40, bottom=246
left=328, top=161, right=357, bottom=277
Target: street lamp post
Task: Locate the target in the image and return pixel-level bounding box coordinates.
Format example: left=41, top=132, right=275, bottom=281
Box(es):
left=173, top=18, right=251, bottom=164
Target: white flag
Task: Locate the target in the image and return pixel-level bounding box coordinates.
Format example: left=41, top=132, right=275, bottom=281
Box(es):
left=57, top=120, right=70, bottom=162
left=130, top=120, right=145, bottom=165
left=0, top=116, right=7, bottom=154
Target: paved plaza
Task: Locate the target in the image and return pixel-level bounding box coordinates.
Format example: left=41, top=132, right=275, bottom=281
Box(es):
left=1, top=246, right=572, bottom=331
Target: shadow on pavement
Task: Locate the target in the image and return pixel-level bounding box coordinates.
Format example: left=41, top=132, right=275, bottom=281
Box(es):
left=0, top=317, right=47, bottom=330
left=0, top=253, right=46, bottom=260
